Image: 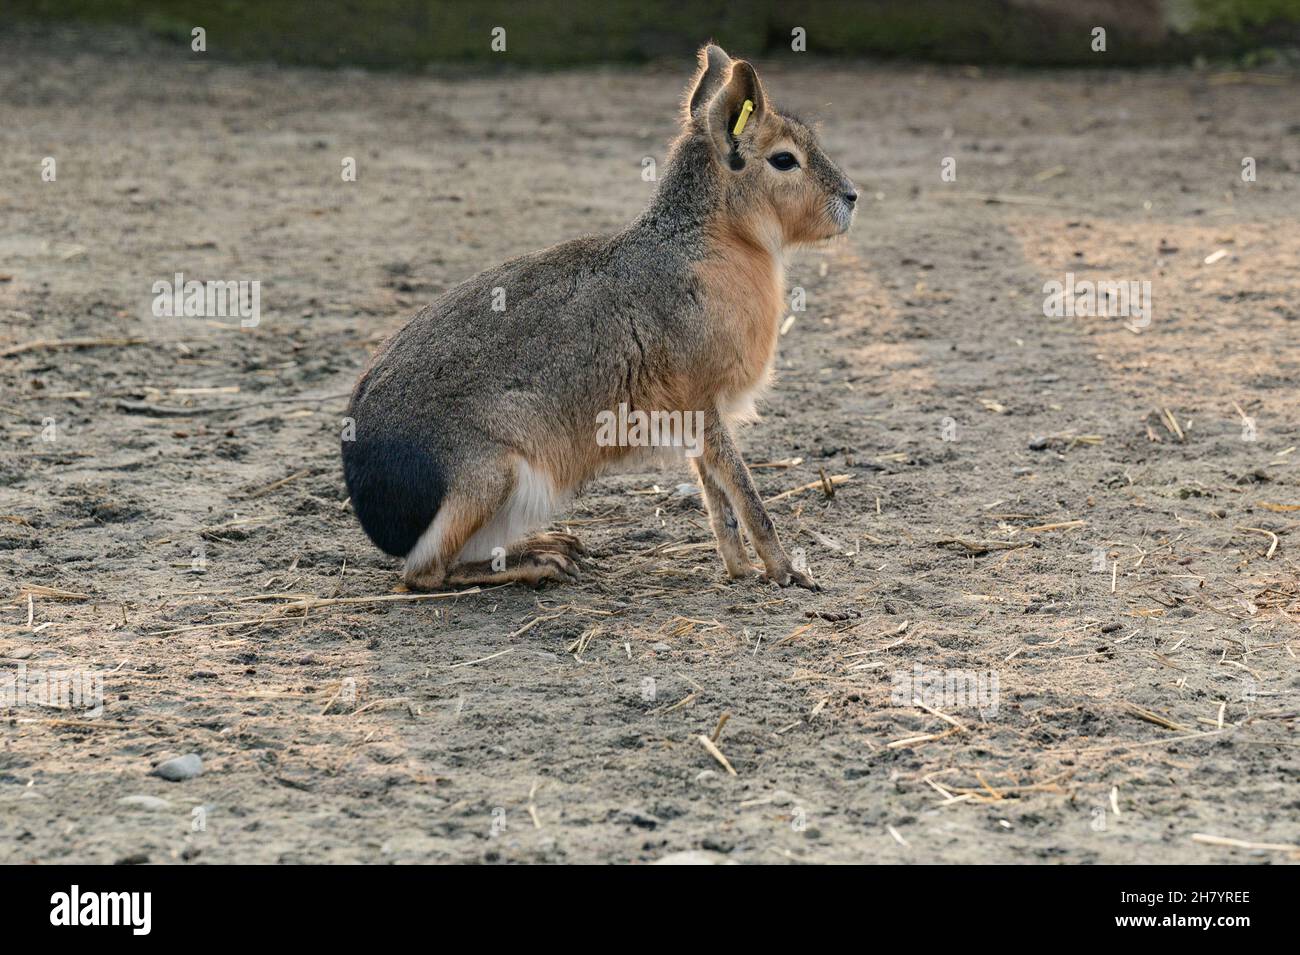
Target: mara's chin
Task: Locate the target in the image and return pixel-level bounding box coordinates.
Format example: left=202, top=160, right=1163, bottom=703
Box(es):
left=833, top=204, right=856, bottom=235
left=798, top=219, right=853, bottom=246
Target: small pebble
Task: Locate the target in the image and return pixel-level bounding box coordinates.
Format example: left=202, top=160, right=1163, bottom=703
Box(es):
left=1028, top=436, right=1049, bottom=451
left=118, top=795, right=174, bottom=811
left=154, top=753, right=203, bottom=782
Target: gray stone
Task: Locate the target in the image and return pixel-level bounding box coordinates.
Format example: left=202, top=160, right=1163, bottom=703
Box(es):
left=154, top=753, right=203, bottom=782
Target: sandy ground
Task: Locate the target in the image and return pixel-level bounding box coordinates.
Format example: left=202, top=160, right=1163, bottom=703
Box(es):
left=1, top=28, right=1298, bottom=864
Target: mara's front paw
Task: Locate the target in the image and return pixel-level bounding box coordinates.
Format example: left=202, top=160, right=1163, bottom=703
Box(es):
left=763, top=564, right=822, bottom=592
left=722, top=558, right=757, bottom=580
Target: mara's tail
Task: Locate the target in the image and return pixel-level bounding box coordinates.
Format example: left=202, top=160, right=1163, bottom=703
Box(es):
left=342, top=435, right=446, bottom=557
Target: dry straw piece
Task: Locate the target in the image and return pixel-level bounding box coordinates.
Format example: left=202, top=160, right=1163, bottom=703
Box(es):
left=696, top=733, right=738, bottom=776
left=1191, top=833, right=1300, bottom=855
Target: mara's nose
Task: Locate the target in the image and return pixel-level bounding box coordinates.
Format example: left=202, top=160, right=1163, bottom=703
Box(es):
left=844, top=190, right=858, bottom=204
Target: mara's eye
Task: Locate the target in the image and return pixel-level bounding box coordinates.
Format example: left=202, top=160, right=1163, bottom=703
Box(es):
left=768, top=152, right=799, bottom=171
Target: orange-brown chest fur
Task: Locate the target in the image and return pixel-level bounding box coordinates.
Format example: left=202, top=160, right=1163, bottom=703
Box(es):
left=691, top=224, right=784, bottom=417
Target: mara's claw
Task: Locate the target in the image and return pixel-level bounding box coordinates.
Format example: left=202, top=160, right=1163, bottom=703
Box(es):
left=763, top=565, right=821, bottom=591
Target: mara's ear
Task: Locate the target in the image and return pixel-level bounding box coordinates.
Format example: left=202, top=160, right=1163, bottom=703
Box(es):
left=703, top=59, right=768, bottom=170
left=684, top=44, right=732, bottom=119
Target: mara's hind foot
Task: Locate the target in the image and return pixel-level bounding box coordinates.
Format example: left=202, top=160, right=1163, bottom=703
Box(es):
left=445, top=550, right=581, bottom=589
left=511, top=531, right=586, bottom=562
left=402, top=548, right=581, bottom=591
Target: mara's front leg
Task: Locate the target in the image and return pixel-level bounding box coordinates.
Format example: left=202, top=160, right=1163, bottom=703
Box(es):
left=698, top=412, right=819, bottom=591
left=692, top=456, right=753, bottom=578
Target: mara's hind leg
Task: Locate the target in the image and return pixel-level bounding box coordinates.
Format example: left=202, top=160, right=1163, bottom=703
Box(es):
left=406, top=456, right=578, bottom=591
left=402, top=466, right=513, bottom=591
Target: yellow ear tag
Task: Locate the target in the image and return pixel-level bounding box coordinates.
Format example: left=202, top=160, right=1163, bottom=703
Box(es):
left=732, top=99, right=754, bottom=137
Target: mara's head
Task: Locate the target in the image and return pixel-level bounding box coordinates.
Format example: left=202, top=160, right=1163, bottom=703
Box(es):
left=681, top=44, right=856, bottom=247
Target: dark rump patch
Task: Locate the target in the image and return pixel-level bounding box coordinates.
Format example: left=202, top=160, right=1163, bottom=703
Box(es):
left=341, top=435, right=445, bottom=557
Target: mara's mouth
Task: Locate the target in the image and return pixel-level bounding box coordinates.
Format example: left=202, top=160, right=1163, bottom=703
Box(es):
left=832, top=197, right=856, bottom=233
